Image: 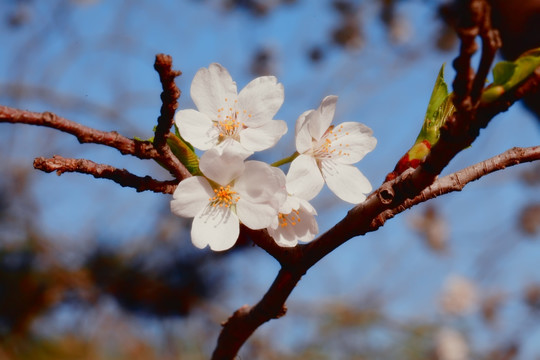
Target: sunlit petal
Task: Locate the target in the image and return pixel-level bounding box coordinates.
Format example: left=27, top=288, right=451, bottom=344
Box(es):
left=191, top=63, right=237, bottom=119
left=199, top=146, right=246, bottom=185
left=268, top=197, right=318, bottom=247
left=240, top=120, right=287, bottom=151
left=170, top=177, right=214, bottom=217
left=286, top=155, right=324, bottom=201
left=235, top=161, right=287, bottom=210
left=321, top=161, right=372, bottom=204
left=294, top=110, right=313, bottom=154
left=192, top=205, right=239, bottom=251
left=308, top=95, right=337, bottom=140
left=325, top=122, right=377, bottom=164
left=238, top=76, right=284, bottom=126
left=175, top=109, right=216, bottom=150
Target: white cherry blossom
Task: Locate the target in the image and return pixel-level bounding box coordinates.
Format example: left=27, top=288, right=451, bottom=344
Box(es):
left=265, top=167, right=319, bottom=247
left=170, top=148, right=286, bottom=251
left=267, top=193, right=318, bottom=247
left=286, top=95, right=377, bottom=204
left=175, top=63, right=287, bottom=156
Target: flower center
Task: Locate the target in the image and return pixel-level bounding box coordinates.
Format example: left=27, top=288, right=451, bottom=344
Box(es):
left=214, top=98, right=252, bottom=141
left=278, top=209, right=301, bottom=227
left=312, top=124, right=351, bottom=159
left=209, top=185, right=240, bottom=208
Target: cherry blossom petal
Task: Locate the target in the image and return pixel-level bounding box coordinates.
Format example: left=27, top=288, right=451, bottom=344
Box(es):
left=268, top=198, right=318, bottom=247
left=170, top=177, right=214, bottom=218
left=191, top=205, right=240, bottom=251
left=297, top=197, right=317, bottom=216
left=320, top=161, right=372, bottom=204
left=199, top=145, right=246, bottom=185
left=327, top=122, right=377, bottom=164
left=191, top=63, right=238, bottom=119
left=308, top=95, right=337, bottom=140
left=234, top=161, right=285, bottom=229
left=286, top=154, right=324, bottom=201
left=279, top=195, right=301, bottom=215
left=236, top=199, right=278, bottom=230
left=235, top=161, right=286, bottom=210
left=239, top=120, right=287, bottom=151
left=238, top=76, right=284, bottom=126
left=294, top=110, right=313, bottom=154
left=175, top=109, right=217, bottom=151
left=212, top=139, right=253, bottom=160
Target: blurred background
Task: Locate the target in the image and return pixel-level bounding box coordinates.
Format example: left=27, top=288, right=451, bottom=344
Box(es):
left=1, top=0, right=540, bottom=359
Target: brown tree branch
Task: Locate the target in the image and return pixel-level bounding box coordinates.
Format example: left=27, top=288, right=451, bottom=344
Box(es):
left=451, top=1, right=479, bottom=111
left=33, top=155, right=178, bottom=194
left=470, top=0, right=501, bottom=104
left=213, top=1, right=540, bottom=357
left=153, top=53, right=182, bottom=149
left=0, top=105, right=159, bottom=158
left=150, top=54, right=193, bottom=182
left=216, top=144, right=540, bottom=359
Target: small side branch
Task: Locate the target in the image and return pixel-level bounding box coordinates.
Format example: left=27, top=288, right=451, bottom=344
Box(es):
left=153, top=54, right=182, bottom=148
left=34, top=155, right=178, bottom=194
left=388, top=145, right=540, bottom=229
left=470, top=1, right=501, bottom=103
left=152, top=54, right=192, bottom=181
left=0, top=105, right=159, bottom=158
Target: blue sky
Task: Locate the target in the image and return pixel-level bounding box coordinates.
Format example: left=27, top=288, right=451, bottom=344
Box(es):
left=1, top=0, right=540, bottom=357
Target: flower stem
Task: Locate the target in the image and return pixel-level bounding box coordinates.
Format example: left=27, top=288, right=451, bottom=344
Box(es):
left=271, top=152, right=299, bottom=167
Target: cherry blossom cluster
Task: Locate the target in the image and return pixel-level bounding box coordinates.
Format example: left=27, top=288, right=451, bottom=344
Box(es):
left=170, top=63, right=377, bottom=251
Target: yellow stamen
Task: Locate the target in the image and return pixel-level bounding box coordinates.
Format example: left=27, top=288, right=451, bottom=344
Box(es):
left=209, top=185, right=239, bottom=208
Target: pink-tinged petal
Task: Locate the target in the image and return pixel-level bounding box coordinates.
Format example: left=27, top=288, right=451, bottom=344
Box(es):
left=325, top=122, right=377, bottom=164
left=191, top=205, right=239, bottom=251
left=199, top=146, right=246, bottom=185
left=320, top=161, right=372, bottom=204
left=238, top=76, right=284, bottom=126
left=268, top=198, right=318, bottom=247
left=279, top=195, right=300, bottom=214
left=308, top=95, right=338, bottom=141
left=294, top=110, right=313, bottom=154
left=235, top=161, right=287, bottom=210
left=286, top=155, right=324, bottom=201
left=236, top=199, right=278, bottom=230
left=171, top=177, right=214, bottom=218
left=268, top=225, right=299, bottom=247
left=239, top=120, right=287, bottom=151
left=175, top=109, right=217, bottom=150
left=213, top=139, right=254, bottom=160
left=191, top=63, right=238, bottom=119
left=297, top=197, right=318, bottom=216
left=235, top=161, right=286, bottom=230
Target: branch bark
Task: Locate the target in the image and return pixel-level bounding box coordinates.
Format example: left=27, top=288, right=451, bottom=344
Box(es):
left=33, top=155, right=178, bottom=194
left=0, top=105, right=159, bottom=158
left=0, top=54, right=192, bottom=192
left=151, top=54, right=191, bottom=181
left=212, top=1, right=540, bottom=358
left=215, top=145, right=540, bottom=359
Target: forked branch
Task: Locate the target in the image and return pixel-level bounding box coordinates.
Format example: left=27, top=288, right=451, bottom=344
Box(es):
left=212, top=0, right=540, bottom=358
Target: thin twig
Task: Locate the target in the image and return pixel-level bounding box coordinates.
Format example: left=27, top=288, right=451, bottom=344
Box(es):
left=451, top=0, right=487, bottom=111
left=152, top=54, right=192, bottom=181
left=33, top=155, right=178, bottom=194
left=153, top=54, right=181, bottom=149
left=0, top=104, right=192, bottom=182
left=0, top=105, right=159, bottom=158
